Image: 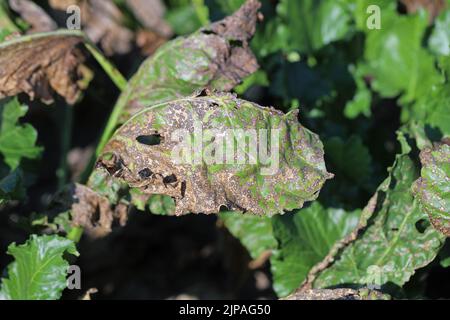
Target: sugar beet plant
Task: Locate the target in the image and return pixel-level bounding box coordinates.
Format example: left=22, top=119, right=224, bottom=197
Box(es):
left=0, top=0, right=449, bottom=300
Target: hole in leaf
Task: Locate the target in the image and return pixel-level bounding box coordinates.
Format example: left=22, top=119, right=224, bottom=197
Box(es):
left=181, top=181, right=186, bottom=197
left=91, top=206, right=101, bottom=226
left=138, top=168, right=153, bottom=179
left=415, top=219, right=430, bottom=234
left=163, top=174, right=177, bottom=184
left=229, top=39, right=243, bottom=47
left=136, top=134, right=162, bottom=146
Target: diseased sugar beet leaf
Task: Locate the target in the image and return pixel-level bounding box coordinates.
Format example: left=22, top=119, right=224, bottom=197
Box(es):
left=312, top=136, right=445, bottom=289
left=114, top=0, right=260, bottom=125
left=0, top=235, right=78, bottom=300
left=68, top=1, right=263, bottom=235
left=271, top=202, right=360, bottom=297
left=97, top=93, right=333, bottom=216
left=413, top=140, right=450, bottom=236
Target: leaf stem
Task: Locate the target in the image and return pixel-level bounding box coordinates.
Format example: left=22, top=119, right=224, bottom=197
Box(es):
left=67, top=226, right=84, bottom=243
left=56, top=102, right=73, bottom=190
left=83, top=42, right=127, bottom=91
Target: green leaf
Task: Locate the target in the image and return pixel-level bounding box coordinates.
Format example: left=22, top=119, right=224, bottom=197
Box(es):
left=429, top=9, right=450, bottom=56
left=413, top=141, right=450, bottom=236
left=220, top=211, right=276, bottom=259
left=313, top=146, right=445, bottom=289
left=439, top=240, right=450, bottom=268
left=234, top=70, right=269, bottom=95
left=148, top=194, right=176, bottom=215
left=166, top=0, right=209, bottom=35
left=0, top=0, right=18, bottom=42
left=271, top=202, right=360, bottom=297
left=349, top=0, right=395, bottom=31
left=324, top=135, right=371, bottom=185
left=344, top=65, right=371, bottom=119
left=411, top=84, right=450, bottom=136
left=360, top=10, right=442, bottom=104
left=97, top=93, right=333, bottom=216
left=277, top=0, right=352, bottom=53
left=0, top=235, right=79, bottom=300
left=441, top=256, right=450, bottom=268
left=0, top=98, right=42, bottom=169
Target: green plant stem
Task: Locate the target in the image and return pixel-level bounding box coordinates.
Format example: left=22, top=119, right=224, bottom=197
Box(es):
left=56, top=102, right=73, bottom=190
left=83, top=42, right=127, bottom=91
left=67, top=226, right=84, bottom=243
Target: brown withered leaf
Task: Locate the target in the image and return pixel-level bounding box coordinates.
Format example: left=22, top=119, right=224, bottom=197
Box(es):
left=135, top=29, right=167, bottom=56
left=125, top=0, right=173, bottom=37
left=54, top=183, right=128, bottom=238
left=48, top=0, right=134, bottom=55
left=97, top=92, right=332, bottom=216
left=0, top=32, right=85, bottom=104
left=400, top=0, right=447, bottom=23
left=9, top=0, right=57, bottom=33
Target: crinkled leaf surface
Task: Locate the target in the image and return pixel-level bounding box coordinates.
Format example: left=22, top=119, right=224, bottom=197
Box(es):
left=313, top=146, right=445, bottom=289
left=0, top=98, right=42, bottom=169
left=271, top=202, right=360, bottom=297
left=0, top=235, right=78, bottom=300
left=220, top=211, right=276, bottom=259
left=117, top=0, right=260, bottom=123
left=98, top=93, right=333, bottom=216
left=413, top=140, right=450, bottom=236
left=0, top=31, right=85, bottom=104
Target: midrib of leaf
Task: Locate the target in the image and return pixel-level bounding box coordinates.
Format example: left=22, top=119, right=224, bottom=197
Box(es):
left=348, top=247, right=361, bottom=278
left=26, top=254, right=61, bottom=298
left=375, top=200, right=415, bottom=266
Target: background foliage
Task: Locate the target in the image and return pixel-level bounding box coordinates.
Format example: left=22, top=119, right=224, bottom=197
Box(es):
left=0, top=0, right=449, bottom=300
